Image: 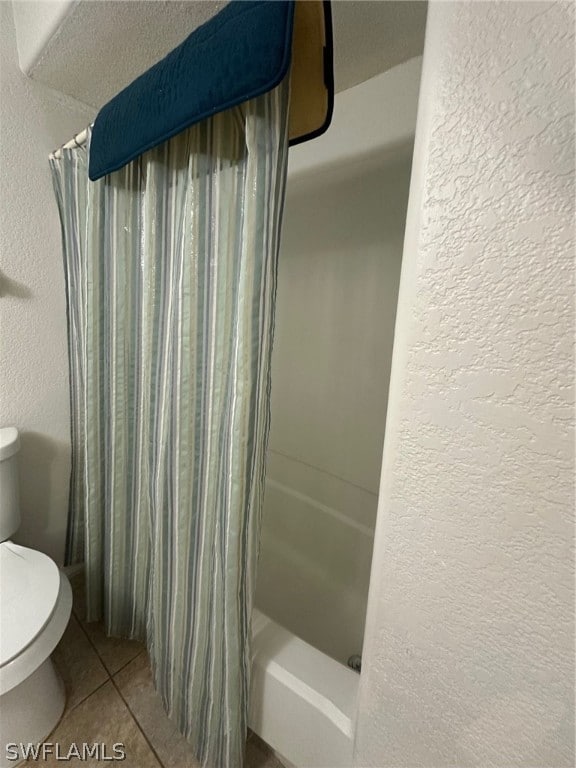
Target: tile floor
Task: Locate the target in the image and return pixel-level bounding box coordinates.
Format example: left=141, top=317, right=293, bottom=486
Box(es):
left=37, top=572, right=284, bottom=768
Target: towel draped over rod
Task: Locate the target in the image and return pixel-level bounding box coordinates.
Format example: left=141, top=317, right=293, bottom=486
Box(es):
left=49, top=0, right=333, bottom=176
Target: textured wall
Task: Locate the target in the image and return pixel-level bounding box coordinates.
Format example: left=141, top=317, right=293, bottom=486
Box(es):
left=0, top=1, right=95, bottom=564
left=355, top=2, right=574, bottom=767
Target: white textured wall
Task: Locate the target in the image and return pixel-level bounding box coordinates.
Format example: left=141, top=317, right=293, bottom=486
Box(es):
left=355, top=2, right=575, bottom=767
left=0, top=1, right=95, bottom=564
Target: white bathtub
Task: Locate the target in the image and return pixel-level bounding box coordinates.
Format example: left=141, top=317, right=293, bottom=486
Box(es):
left=250, top=610, right=358, bottom=768
left=250, top=57, right=422, bottom=767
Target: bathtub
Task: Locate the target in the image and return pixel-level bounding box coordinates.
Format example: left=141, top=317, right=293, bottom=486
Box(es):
left=250, top=56, right=422, bottom=767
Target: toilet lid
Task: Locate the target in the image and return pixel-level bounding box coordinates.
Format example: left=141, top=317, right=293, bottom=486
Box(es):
left=0, top=542, right=61, bottom=667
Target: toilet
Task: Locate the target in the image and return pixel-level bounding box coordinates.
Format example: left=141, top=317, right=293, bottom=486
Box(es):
left=0, top=427, right=72, bottom=767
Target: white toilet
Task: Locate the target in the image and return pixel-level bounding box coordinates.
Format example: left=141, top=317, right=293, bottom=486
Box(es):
left=0, top=427, right=72, bottom=767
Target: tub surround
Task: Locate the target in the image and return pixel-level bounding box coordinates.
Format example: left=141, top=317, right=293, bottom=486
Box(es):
left=258, top=59, right=420, bottom=666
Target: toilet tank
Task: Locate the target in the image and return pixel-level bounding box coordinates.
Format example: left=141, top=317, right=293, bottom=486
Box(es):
left=0, top=427, right=21, bottom=542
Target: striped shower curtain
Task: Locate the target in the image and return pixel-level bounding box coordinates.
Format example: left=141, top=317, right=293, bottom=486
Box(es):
left=50, top=81, right=289, bottom=768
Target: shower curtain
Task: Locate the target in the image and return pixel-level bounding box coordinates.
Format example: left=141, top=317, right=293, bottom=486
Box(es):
left=50, top=81, right=289, bottom=768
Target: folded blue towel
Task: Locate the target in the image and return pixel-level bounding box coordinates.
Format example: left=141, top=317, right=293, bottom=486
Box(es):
left=89, top=0, right=333, bottom=181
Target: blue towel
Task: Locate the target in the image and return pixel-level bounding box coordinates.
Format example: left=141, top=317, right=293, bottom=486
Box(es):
left=89, top=0, right=332, bottom=181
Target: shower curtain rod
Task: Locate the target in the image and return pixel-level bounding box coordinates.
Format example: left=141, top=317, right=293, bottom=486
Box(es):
left=50, top=126, right=90, bottom=160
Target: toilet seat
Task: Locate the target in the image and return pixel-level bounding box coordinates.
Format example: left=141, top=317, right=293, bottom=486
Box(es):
left=0, top=542, right=72, bottom=695
left=0, top=542, right=61, bottom=666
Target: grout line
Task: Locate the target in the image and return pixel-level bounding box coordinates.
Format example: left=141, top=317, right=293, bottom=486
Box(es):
left=71, top=600, right=145, bottom=677
left=9, top=682, right=112, bottom=768
left=99, top=649, right=144, bottom=678
left=111, top=648, right=147, bottom=678
left=66, top=606, right=165, bottom=767
left=73, top=612, right=112, bottom=674
left=63, top=677, right=111, bottom=715
left=109, top=674, right=167, bottom=768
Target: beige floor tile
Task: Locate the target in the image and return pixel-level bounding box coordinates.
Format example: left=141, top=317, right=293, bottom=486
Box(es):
left=52, top=614, right=109, bottom=711
left=114, top=653, right=200, bottom=768
left=82, top=622, right=144, bottom=675
left=69, top=572, right=145, bottom=675
left=26, top=680, right=161, bottom=767
left=64, top=573, right=285, bottom=767
left=114, top=656, right=284, bottom=768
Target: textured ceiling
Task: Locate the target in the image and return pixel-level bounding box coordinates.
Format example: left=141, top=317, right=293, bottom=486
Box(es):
left=17, top=0, right=427, bottom=109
